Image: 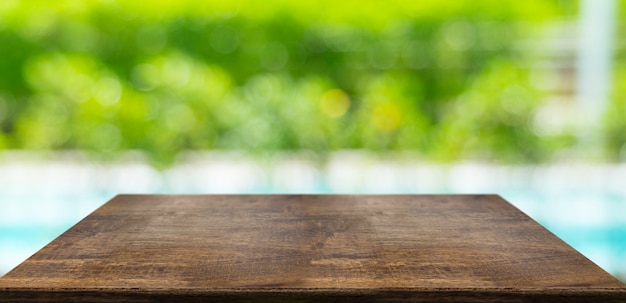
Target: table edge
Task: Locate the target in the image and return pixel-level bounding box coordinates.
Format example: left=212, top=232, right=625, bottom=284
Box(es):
left=2, top=287, right=626, bottom=303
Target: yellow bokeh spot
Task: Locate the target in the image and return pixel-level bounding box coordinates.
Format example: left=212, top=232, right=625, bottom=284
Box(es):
left=372, top=102, right=402, bottom=132
left=320, top=89, right=350, bottom=118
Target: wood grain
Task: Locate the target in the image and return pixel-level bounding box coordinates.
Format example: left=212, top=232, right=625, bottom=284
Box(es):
left=1, top=195, right=624, bottom=302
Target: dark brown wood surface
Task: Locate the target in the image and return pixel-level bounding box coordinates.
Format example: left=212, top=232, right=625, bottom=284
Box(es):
left=1, top=195, right=624, bottom=302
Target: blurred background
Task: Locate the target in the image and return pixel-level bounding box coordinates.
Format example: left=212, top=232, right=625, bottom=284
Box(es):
left=0, top=0, right=625, bottom=281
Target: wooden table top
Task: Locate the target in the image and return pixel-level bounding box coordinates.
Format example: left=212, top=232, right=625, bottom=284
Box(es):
left=1, top=194, right=624, bottom=302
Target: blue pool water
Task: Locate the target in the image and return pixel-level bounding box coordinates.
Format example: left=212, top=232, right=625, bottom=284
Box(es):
left=1, top=153, right=625, bottom=281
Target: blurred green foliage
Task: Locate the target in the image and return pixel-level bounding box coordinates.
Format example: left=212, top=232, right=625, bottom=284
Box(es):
left=607, top=63, right=626, bottom=161
left=606, top=3, right=626, bottom=162
left=0, top=0, right=581, bottom=166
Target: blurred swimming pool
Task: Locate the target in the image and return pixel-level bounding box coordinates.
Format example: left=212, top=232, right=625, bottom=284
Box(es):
left=1, top=152, right=625, bottom=282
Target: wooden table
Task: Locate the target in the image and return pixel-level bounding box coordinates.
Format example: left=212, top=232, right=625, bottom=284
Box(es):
left=1, top=195, right=624, bottom=302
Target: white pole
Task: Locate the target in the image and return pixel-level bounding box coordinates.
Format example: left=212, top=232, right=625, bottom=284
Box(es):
left=575, top=0, right=616, bottom=154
